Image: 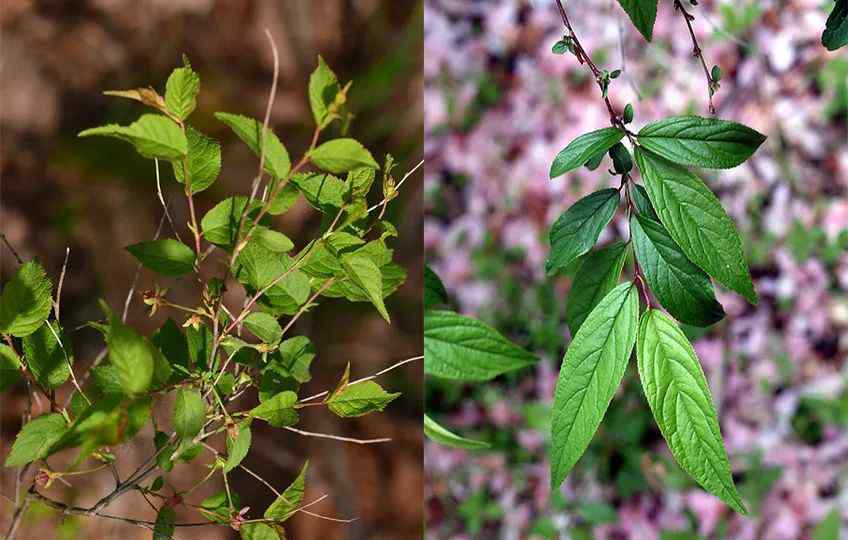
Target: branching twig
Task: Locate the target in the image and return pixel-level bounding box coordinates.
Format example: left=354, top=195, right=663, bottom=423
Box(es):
left=283, top=426, right=391, bottom=445
left=673, top=0, right=718, bottom=114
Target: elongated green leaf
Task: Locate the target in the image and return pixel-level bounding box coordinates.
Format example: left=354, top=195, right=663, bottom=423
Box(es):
left=565, top=242, right=628, bottom=334
left=547, top=188, right=619, bottom=274
left=637, top=116, right=766, bottom=169
left=636, top=309, right=747, bottom=514
left=310, top=138, right=379, bottom=174
left=201, top=196, right=261, bottom=248
left=424, top=265, right=449, bottom=310
left=631, top=183, right=657, bottom=220
left=635, top=148, right=757, bottom=303
left=22, top=323, right=70, bottom=389
left=243, top=312, right=283, bottom=344
left=251, top=391, right=298, bottom=427
left=153, top=505, right=177, bottom=540
left=173, top=388, right=205, bottom=439
left=126, top=239, right=195, bottom=276
left=822, top=0, right=848, bottom=51
left=224, top=422, right=251, bottom=473
left=214, top=112, right=291, bottom=180
left=173, top=127, right=221, bottom=193
left=550, top=127, right=624, bottom=178
left=631, top=214, right=724, bottom=326
left=424, top=310, right=537, bottom=381
left=265, top=461, right=308, bottom=521
left=616, top=0, right=658, bottom=41
left=79, top=114, right=187, bottom=161
left=551, top=282, right=639, bottom=488
left=165, top=63, right=199, bottom=120
left=4, top=413, right=67, bottom=467
left=309, top=55, right=341, bottom=128
left=340, top=252, right=390, bottom=322
left=327, top=381, right=400, bottom=417
left=424, top=414, right=489, bottom=450
left=108, top=318, right=154, bottom=395
left=0, top=260, right=53, bottom=337
left=0, top=344, right=22, bottom=390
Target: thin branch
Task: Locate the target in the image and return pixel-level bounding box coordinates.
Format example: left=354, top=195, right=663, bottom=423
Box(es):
left=1, top=234, right=23, bottom=265
left=154, top=158, right=183, bottom=242
left=366, top=159, right=424, bottom=213
left=283, top=426, right=391, bottom=445
left=53, top=247, right=70, bottom=320
left=123, top=214, right=165, bottom=323
left=299, top=355, right=422, bottom=404
left=673, top=0, right=718, bottom=114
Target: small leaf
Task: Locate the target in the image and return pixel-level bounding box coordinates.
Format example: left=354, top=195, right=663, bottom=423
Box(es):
left=22, top=323, right=70, bottom=389
left=79, top=114, right=187, bottom=161
left=243, top=312, right=283, bottom=344
left=327, top=381, right=400, bottom=417
left=165, top=63, right=200, bottom=120
left=310, top=138, right=379, bottom=174
left=107, top=318, right=155, bottom=395
left=265, top=461, right=308, bottom=521
left=264, top=336, right=316, bottom=386
left=547, top=188, right=619, bottom=275
left=173, top=127, right=221, bottom=193
left=215, top=112, right=291, bottom=180
left=309, top=55, right=341, bottom=128
left=711, top=64, right=722, bottom=82
left=340, top=252, right=390, bottom=322
left=126, top=239, right=196, bottom=276
left=172, top=388, right=205, bottom=439
left=424, top=414, right=489, bottom=450
left=623, top=103, right=634, bottom=124
left=424, top=310, right=537, bottom=381
left=424, top=265, right=449, bottom=310
left=616, top=0, right=658, bottom=41
left=224, top=422, right=251, bottom=473
left=636, top=309, right=747, bottom=514
left=565, top=242, right=628, bottom=335
left=251, top=391, right=299, bottom=427
left=201, top=196, right=261, bottom=248
left=153, top=505, right=176, bottom=540
left=0, top=344, right=22, bottom=391
left=636, top=116, right=766, bottom=169
left=822, top=0, right=848, bottom=51
left=550, top=127, right=624, bottom=178
left=551, top=282, right=639, bottom=488
left=609, top=142, right=633, bottom=174
left=241, top=523, right=280, bottom=540
left=4, top=413, right=67, bottom=467
left=0, top=260, right=53, bottom=337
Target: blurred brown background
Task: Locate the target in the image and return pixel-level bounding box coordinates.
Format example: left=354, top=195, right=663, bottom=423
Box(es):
left=1, top=1, right=422, bottom=538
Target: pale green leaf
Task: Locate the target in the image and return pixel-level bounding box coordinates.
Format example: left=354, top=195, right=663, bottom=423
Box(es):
left=265, top=461, right=308, bottom=521
left=243, top=312, right=282, bottom=344
left=215, top=112, right=291, bottom=180
left=0, top=344, right=22, bottom=390
left=200, top=196, right=261, bottom=248
left=4, top=413, right=67, bottom=467
left=327, top=381, right=400, bottom=417
left=0, top=260, right=53, bottom=337
left=126, top=239, right=195, bottom=276
left=172, top=388, right=205, bottom=439
left=310, top=138, right=379, bottom=174
left=224, top=422, right=251, bottom=473
left=107, top=318, right=154, bottom=395
left=340, top=252, right=390, bottom=323
left=291, top=172, right=346, bottom=211
left=550, top=127, right=624, bottom=178
left=812, top=508, right=841, bottom=540
left=309, top=55, right=341, bottom=128
left=251, top=391, right=298, bottom=427
left=79, top=114, right=187, bottom=161
left=424, top=414, right=489, bottom=450
left=241, top=523, right=280, bottom=540
left=173, top=127, right=221, bottom=193
left=165, top=64, right=200, bottom=120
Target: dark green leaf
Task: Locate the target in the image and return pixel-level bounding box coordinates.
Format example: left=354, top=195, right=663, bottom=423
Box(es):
left=173, top=127, right=221, bottom=193
left=822, top=0, right=848, bottom=51
left=547, top=188, right=619, bottom=275
left=340, top=252, right=390, bottom=322
left=22, top=323, right=70, bottom=389
left=550, top=127, right=624, bottom=178
left=424, top=265, right=449, bottom=310
left=630, top=183, right=657, bottom=220
left=0, top=344, right=22, bottom=390
left=565, top=242, right=628, bottom=334
left=224, top=422, right=251, bottom=473
left=609, top=142, right=633, bottom=173
left=107, top=318, right=154, bottom=395
left=200, top=196, right=261, bottom=248
left=153, top=505, right=177, bottom=540
left=616, top=0, right=658, bottom=41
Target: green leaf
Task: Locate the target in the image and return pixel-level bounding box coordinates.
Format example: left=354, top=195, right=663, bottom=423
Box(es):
left=550, top=127, right=624, bottom=178
left=265, top=336, right=316, bottom=384
left=79, top=114, right=187, bottom=161
left=200, top=491, right=240, bottom=524
left=4, top=413, right=67, bottom=467
left=631, top=183, right=657, bottom=220
left=0, top=260, right=53, bottom=337
left=309, top=55, right=341, bottom=128
left=424, top=414, right=489, bottom=450
left=152, top=319, right=190, bottom=380
left=153, top=505, right=177, bottom=540
left=235, top=242, right=310, bottom=315
left=251, top=390, right=298, bottom=427
left=243, top=312, right=282, bottom=344
left=22, top=323, right=70, bottom=389
left=340, top=252, right=390, bottom=323
left=636, top=309, right=747, bottom=514
left=609, top=142, right=633, bottom=174
left=200, top=196, right=261, bottom=248
left=107, top=318, right=154, bottom=395
left=551, top=282, right=639, bottom=488
left=214, top=112, right=291, bottom=180
left=812, top=508, right=841, bottom=540
left=635, top=148, right=757, bottom=303
left=822, top=0, right=848, bottom=51
left=224, top=422, right=251, bottom=473
left=565, top=242, right=627, bottom=335
left=291, top=172, right=346, bottom=211
left=165, top=63, right=200, bottom=120
left=126, top=239, right=195, bottom=276
left=547, top=188, right=619, bottom=275
left=636, top=116, right=766, bottom=169
left=173, top=127, right=221, bottom=193
left=630, top=214, right=724, bottom=326
left=0, top=344, right=22, bottom=390
left=265, top=461, right=308, bottom=521
left=267, top=183, right=300, bottom=216
left=310, top=138, right=379, bottom=174
left=253, top=227, right=294, bottom=253
left=424, top=310, right=537, bottom=381
left=241, top=523, right=280, bottom=540
left=616, top=0, right=658, bottom=41
left=424, top=265, right=449, bottom=310
left=327, top=381, right=400, bottom=417
left=173, top=388, right=205, bottom=440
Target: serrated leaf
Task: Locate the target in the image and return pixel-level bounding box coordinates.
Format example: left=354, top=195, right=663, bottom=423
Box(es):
left=165, top=65, right=200, bottom=120
left=215, top=112, right=291, bottom=180
left=327, top=381, right=400, bottom=417
left=424, top=265, right=449, bottom=310
left=0, top=344, right=22, bottom=390
left=251, top=390, right=298, bottom=427
left=201, top=196, right=262, bottom=248
left=4, top=413, right=67, bottom=467
left=126, top=239, right=195, bottom=276
left=241, top=523, right=280, bottom=540
left=340, top=252, right=390, bottom=322
left=424, top=310, right=537, bottom=381
left=822, top=0, right=848, bottom=51
left=310, top=138, right=379, bottom=174
left=152, top=319, right=191, bottom=381
left=107, top=318, right=154, bottom=395
left=79, top=114, right=187, bottom=161
left=173, top=388, right=205, bottom=439
left=224, top=422, right=251, bottom=473
left=291, top=172, right=346, bottom=211
left=153, top=505, right=176, bottom=540
left=631, top=214, right=724, bottom=326
left=547, top=188, right=619, bottom=275
left=243, top=312, right=282, bottom=344
left=424, top=414, right=489, bottom=450
left=22, top=323, right=70, bottom=389
left=565, top=242, right=627, bottom=335
left=551, top=282, right=639, bottom=488
left=616, top=0, right=658, bottom=41
left=265, top=336, right=315, bottom=384
left=309, top=55, right=341, bottom=128
left=265, top=461, right=308, bottom=521
left=550, top=127, right=624, bottom=178
left=636, top=309, right=747, bottom=514
left=636, top=116, right=766, bottom=169
left=235, top=242, right=310, bottom=316
left=635, top=148, right=757, bottom=303
left=0, top=260, right=53, bottom=337
left=173, top=127, right=221, bottom=193
left=267, top=182, right=300, bottom=216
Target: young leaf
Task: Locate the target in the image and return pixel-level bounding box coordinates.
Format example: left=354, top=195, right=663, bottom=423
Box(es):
left=264, top=336, right=316, bottom=385
left=630, top=214, right=724, bottom=326
left=172, top=388, right=205, bottom=439
left=636, top=309, right=747, bottom=514
left=547, top=188, right=619, bottom=275
left=107, top=318, right=155, bottom=395
left=310, top=139, right=379, bottom=174
left=0, top=260, right=53, bottom=337
left=173, top=127, right=221, bottom=193
left=264, top=461, right=308, bottom=521
left=822, top=0, right=848, bottom=51
left=79, top=114, right=187, bottom=161
left=424, top=310, right=537, bottom=381
left=309, top=55, right=341, bottom=128
left=326, top=381, right=400, bottom=417
left=635, top=148, right=757, bottom=303
left=616, top=0, right=658, bottom=41
left=251, top=390, right=299, bottom=427
left=291, top=172, right=346, bottom=211
left=241, top=523, right=280, bottom=540
left=424, top=414, right=489, bottom=450
left=224, top=422, right=252, bottom=473
left=126, top=239, right=196, bottom=276
left=549, top=127, right=624, bottom=178
left=22, top=323, right=70, bottom=389
left=636, top=116, right=766, bottom=169
left=214, top=112, right=291, bottom=180
left=0, top=344, right=22, bottom=390
left=153, top=505, right=177, bottom=540
left=164, top=62, right=200, bottom=120
left=550, top=282, right=639, bottom=489
left=424, top=265, right=449, bottom=310
left=340, top=252, right=390, bottom=322
left=565, top=242, right=628, bottom=335
left=243, top=312, right=283, bottom=344
left=4, top=413, right=67, bottom=467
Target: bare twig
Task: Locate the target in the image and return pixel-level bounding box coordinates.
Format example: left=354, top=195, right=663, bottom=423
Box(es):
left=1, top=234, right=23, bottom=265
left=673, top=0, right=718, bottom=114
left=54, top=247, right=70, bottom=320
left=154, top=158, right=183, bottom=242
left=283, top=426, right=391, bottom=445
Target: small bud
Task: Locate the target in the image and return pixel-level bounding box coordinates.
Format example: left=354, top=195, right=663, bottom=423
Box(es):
left=623, top=103, right=634, bottom=124
left=711, top=64, right=722, bottom=82
left=610, top=69, right=622, bottom=79
left=167, top=494, right=183, bottom=507
left=35, top=469, right=52, bottom=488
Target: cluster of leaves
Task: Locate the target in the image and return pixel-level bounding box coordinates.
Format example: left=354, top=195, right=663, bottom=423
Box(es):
left=422, top=267, right=538, bottom=449
left=3, top=55, right=407, bottom=539
left=547, top=28, right=768, bottom=512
